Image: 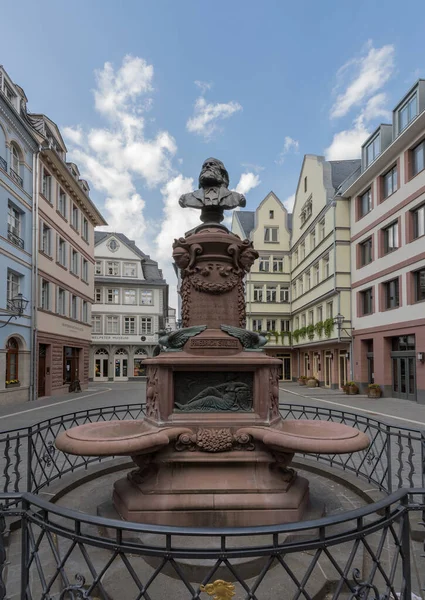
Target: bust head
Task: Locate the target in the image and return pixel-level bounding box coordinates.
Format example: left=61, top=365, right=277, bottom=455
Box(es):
left=198, top=158, right=230, bottom=189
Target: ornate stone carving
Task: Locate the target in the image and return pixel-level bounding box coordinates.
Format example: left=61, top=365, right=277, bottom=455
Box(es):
left=269, top=367, right=281, bottom=420
left=153, top=325, right=207, bottom=355
left=128, top=456, right=158, bottom=485
left=146, top=367, right=159, bottom=420
left=228, top=238, right=259, bottom=274
left=175, top=428, right=255, bottom=453
left=270, top=451, right=296, bottom=482
left=190, top=263, right=239, bottom=294
left=174, top=380, right=253, bottom=412
left=238, top=279, right=246, bottom=328
left=220, top=324, right=267, bottom=351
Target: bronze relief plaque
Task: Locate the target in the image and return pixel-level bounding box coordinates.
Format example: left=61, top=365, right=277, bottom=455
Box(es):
left=174, top=371, right=253, bottom=412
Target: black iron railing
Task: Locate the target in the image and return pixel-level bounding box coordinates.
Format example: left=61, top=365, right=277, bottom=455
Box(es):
left=7, top=226, right=24, bottom=249
left=10, top=167, right=23, bottom=187
left=0, top=156, right=6, bottom=171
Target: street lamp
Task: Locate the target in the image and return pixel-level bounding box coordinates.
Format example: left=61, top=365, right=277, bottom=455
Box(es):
left=333, top=313, right=354, bottom=381
left=0, top=294, right=29, bottom=328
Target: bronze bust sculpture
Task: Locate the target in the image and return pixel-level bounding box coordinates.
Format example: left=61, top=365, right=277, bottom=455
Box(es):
left=179, top=158, right=246, bottom=224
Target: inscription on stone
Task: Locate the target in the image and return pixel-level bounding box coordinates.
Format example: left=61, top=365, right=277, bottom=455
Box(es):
left=190, top=338, right=239, bottom=349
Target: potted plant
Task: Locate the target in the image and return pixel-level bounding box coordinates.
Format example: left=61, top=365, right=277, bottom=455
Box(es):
left=293, top=330, right=300, bottom=343
left=315, top=321, right=324, bottom=337
left=306, top=325, right=315, bottom=340
left=307, top=376, right=319, bottom=388
left=324, top=318, right=334, bottom=338
left=368, top=383, right=382, bottom=398
left=298, top=376, right=308, bottom=386
left=6, top=379, right=20, bottom=388
left=344, top=381, right=359, bottom=395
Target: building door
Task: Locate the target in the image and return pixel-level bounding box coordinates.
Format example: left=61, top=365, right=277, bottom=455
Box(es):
left=94, top=348, right=109, bottom=381
left=324, top=352, right=332, bottom=388
left=391, top=335, right=416, bottom=402
left=304, top=353, right=309, bottom=377
left=114, top=348, right=128, bottom=381
left=313, top=353, right=320, bottom=379
left=38, top=344, right=47, bottom=397
left=339, top=351, right=348, bottom=389
left=276, top=353, right=291, bottom=381
left=64, top=347, right=79, bottom=385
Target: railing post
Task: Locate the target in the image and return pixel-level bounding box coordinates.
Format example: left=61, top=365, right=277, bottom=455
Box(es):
left=421, top=432, right=425, bottom=489
left=20, top=498, right=29, bottom=600
left=26, top=428, right=32, bottom=493
left=0, top=508, right=6, bottom=600
left=387, top=425, right=392, bottom=493
left=401, top=496, right=412, bottom=600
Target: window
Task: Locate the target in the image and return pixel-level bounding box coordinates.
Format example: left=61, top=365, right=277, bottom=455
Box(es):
left=253, top=286, right=263, bottom=302
left=266, top=319, right=276, bottom=331
left=107, top=262, right=119, bottom=276
left=326, top=301, right=333, bottom=319
left=41, top=223, right=51, bottom=255
left=124, top=317, right=136, bottom=334
left=298, top=278, right=303, bottom=296
left=301, top=314, right=306, bottom=328
left=280, top=319, right=290, bottom=332
left=384, top=278, right=399, bottom=309
left=308, top=310, right=314, bottom=325
left=71, top=249, right=79, bottom=275
left=57, top=288, right=66, bottom=316
left=361, top=288, right=373, bottom=315
left=106, top=316, right=120, bottom=334
left=305, top=270, right=311, bottom=291
left=383, top=223, right=398, bottom=254
left=82, top=259, right=88, bottom=282
left=58, top=189, right=66, bottom=216
left=264, top=227, right=278, bottom=242
left=383, top=165, right=397, bottom=199
left=10, top=145, right=23, bottom=186
left=269, top=210, right=274, bottom=219
left=292, top=283, right=296, bottom=300
left=72, top=205, right=79, bottom=230
left=82, top=217, right=89, bottom=241
left=252, top=319, right=263, bottom=331
left=412, top=140, right=425, bottom=177
left=71, top=295, right=78, bottom=320
left=319, top=219, right=325, bottom=241
left=6, top=338, right=19, bottom=383
left=360, top=238, right=373, bottom=266
left=314, top=263, right=320, bottom=285
left=413, top=204, right=425, bottom=239
left=107, top=289, right=119, bottom=304
left=82, top=301, right=88, bottom=323
left=259, top=256, right=270, bottom=272
left=323, top=254, right=330, bottom=279
left=124, top=289, right=137, bottom=305
left=273, top=257, right=284, bottom=272
left=366, top=135, right=380, bottom=166
left=123, top=262, right=137, bottom=277
left=92, top=315, right=102, bottom=333
left=95, top=262, right=102, bottom=276
left=310, top=231, right=316, bottom=250
left=140, top=317, right=153, bottom=334
left=300, top=242, right=305, bottom=261
left=266, top=286, right=277, bottom=302
left=7, top=203, right=23, bottom=248
left=359, top=189, right=372, bottom=217
left=42, top=169, right=52, bottom=202
left=293, top=250, right=298, bottom=266
left=57, top=237, right=66, bottom=267
left=95, top=288, right=102, bottom=303
left=304, top=176, right=307, bottom=192
left=280, top=287, right=289, bottom=302
left=40, top=279, right=50, bottom=310
left=295, top=317, right=300, bottom=330
left=414, top=268, right=425, bottom=302
left=398, top=93, right=417, bottom=133
left=7, top=270, right=20, bottom=307
left=317, top=306, right=323, bottom=322
left=140, top=290, right=153, bottom=305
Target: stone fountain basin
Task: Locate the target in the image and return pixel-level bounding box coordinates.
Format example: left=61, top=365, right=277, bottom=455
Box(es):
left=55, top=419, right=369, bottom=457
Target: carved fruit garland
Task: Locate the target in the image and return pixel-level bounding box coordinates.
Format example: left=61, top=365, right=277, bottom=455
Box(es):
left=175, top=428, right=255, bottom=452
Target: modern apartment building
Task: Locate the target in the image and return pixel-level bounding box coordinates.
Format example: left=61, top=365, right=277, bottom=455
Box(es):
left=0, top=66, right=38, bottom=403
left=342, top=80, right=425, bottom=403
left=232, top=192, right=293, bottom=379
left=90, top=232, right=168, bottom=381
left=291, top=156, right=360, bottom=389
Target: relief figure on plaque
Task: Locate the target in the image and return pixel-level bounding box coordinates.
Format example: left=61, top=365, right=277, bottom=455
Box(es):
left=175, top=381, right=252, bottom=412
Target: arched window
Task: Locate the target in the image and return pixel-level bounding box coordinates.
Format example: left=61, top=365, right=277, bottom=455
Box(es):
left=115, top=348, right=127, bottom=356
left=10, top=143, right=23, bottom=187
left=0, top=125, right=6, bottom=170
left=95, top=348, right=109, bottom=356
left=6, top=337, right=19, bottom=384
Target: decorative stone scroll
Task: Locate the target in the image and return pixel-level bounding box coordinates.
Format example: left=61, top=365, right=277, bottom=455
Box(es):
left=175, top=428, right=255, bottom=453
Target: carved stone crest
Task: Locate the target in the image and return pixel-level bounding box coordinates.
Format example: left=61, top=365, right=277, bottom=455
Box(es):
left=146, top=367, right=159, bottom=420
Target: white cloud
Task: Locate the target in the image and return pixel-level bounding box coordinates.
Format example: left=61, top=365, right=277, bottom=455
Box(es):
left=62, top=126, right=83, bottom=146
left=234, top=172, right=261, bottom=195
left=283, top=194, right=295, bottom=212
left=330, top=42, right=395, bottom=119
left=276, top=136, right=300, bottom=164
left=186, top=96, right=242, bottom=140
left=324, top=118, right=369, bottom=160
left=360, top=92, right=391, bottom=122
left=241, top=162, right=264, bottom=173
left=194, top=80, right=213, bottom=94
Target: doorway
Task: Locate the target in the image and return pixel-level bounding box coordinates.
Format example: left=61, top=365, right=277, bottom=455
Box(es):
left=339, top=351, right=348, bottom=389
left=38, top=344, right=47, bottom=397
left=63, top=347, right=79, bottom=385
left=304, top=353, right=310, bottom=377
left=94, top=348, right=109, bottom=381
left=276, top=353, right=291, bottom=381
left=114, top=348, right=128, bottom=380
left=392, top=357, right=416, bottom=401
left=324, top=352, right=332, bottom=388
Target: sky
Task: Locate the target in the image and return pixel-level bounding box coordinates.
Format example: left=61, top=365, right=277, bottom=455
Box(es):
left=2, top=0, right=425, bottom=307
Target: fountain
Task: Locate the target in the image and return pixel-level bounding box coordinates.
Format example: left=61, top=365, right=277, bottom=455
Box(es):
left=56, top=158, right=369, bottom=527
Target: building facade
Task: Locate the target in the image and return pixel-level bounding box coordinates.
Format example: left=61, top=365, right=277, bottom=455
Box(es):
left=291, top=156, right=360, bottom=389
left=90, top=232, right=168, bottom=381
left=0, top=66, right=38, bottom=404
left=232, top=192, right=293, bottom=379
left=343, top=80, right=425, bottom=403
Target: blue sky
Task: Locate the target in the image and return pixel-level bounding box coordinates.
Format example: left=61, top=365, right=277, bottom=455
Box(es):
left=2, top=0, right=425, bottom=303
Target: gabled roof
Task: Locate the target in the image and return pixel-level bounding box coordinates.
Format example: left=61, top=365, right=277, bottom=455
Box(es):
left=94, top=231, right=166, bottom=283
left=329, top=160, right=361, bottom=190
left=235, top=211, right=255, bottom=238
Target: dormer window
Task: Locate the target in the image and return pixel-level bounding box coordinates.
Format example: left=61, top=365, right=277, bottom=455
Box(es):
left=398, top=92, right=417, bottom=133
left=4, top=83, right=15, bottom=104
left=366, top=134, right=380, bottom=167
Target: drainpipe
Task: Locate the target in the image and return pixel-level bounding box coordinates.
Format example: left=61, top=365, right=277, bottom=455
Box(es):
left=30, top=147, right=40, bottom=401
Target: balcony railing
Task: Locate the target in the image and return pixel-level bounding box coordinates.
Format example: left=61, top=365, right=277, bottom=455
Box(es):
left=10, top=167, right=23, bottom=187
left=0, top=156, right=6, bottom=171
left=7, top=227, right=24, bottom=249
